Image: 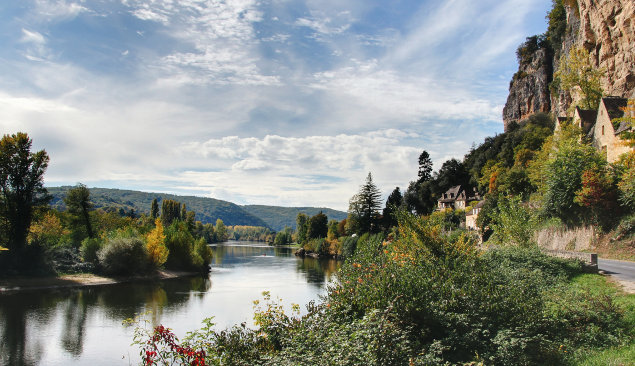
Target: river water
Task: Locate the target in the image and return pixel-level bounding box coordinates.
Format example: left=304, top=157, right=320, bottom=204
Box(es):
left=0, top=241, right=339, bottom=366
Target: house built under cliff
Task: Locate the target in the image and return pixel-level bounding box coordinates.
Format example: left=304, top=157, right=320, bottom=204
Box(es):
left=555, top=96, right=633, bottom=163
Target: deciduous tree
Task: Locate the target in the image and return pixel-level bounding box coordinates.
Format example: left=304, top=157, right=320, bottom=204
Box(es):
left=0, top=132, right=49, bottom=268
left=553, top=46, right=604, bottom=111
left=146, top=218, right=169, bottom=268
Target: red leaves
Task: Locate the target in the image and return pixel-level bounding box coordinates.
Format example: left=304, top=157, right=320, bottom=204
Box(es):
left=143, top=325, right=207, bottom=366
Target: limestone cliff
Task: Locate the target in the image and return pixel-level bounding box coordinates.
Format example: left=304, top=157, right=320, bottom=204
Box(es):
left=502, top=47, right=552, bottom=126
left=503, top=0, right=635, bottom=130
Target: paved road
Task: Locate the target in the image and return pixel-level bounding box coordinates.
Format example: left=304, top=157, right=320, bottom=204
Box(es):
left=598, top=258, right=635, bottom=282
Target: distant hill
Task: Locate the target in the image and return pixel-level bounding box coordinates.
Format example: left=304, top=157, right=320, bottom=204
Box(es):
left=242, top=205, right=347, bottom=231
left=46, top=187, right=347, bottom=231
left=47, top=187, right=269, bottom=228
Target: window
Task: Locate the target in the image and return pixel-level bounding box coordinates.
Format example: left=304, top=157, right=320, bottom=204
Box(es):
left=602, top=125, right=605, bottom=135
left=602, top=145, right=607, bottom=159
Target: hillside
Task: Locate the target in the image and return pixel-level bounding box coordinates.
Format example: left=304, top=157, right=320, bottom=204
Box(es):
left=47, top=187, right=269, bottom=228
left=241, top=205, right=347, bottom=231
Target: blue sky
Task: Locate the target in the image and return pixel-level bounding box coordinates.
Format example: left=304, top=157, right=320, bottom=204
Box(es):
left=0, top=0, right=552, bottom=210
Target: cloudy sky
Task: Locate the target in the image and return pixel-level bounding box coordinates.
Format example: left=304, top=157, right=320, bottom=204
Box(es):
left=1, top=0, right=551, bottom=210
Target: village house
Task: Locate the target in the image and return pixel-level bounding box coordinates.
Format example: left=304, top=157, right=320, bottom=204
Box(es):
left=465, top=200, right=485, bottom=230
left=555, top=96, right=633, bottom=163
left=591, top=97, right=632, bottom=163
left=437, top=185, right=481, bottom=211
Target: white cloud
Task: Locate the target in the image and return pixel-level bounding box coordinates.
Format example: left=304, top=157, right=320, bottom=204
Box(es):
left=124, top=0, right=276, bottom=86
left=20, top=29, right=45, bottom=44
left=32, top=0, right=87, bottom=22
left=295, top=17, right=350, bottom=35
left=309, top=60, right=501, bottom=126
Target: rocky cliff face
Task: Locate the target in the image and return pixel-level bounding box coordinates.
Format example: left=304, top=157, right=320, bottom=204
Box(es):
left=503, top=0, right=635, bottom=130
left=502, top=48, right=552, bottom=126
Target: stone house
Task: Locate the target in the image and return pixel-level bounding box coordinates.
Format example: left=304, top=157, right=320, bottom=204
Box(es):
left=555, top=96, right=633, bottom=163
left=465, top=200, right=485, bottom=230
left=437, top=185, right=481, bottom=211
left=591, top=97, right=632, bottom=162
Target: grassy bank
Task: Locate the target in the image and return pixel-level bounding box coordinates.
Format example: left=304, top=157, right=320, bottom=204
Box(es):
left=567, top=274, right=635, bottom=365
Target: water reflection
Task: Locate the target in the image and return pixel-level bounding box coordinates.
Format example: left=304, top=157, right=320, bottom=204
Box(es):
left=0, top=241, right=338, bottom=366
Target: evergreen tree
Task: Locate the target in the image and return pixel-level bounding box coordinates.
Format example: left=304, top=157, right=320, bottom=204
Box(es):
left=296, top=213, right=309, bottom=244
left=64, top=183, right=94, bottom=240
left=417, top=150, right=433, bottom=183
left=382, top=187, right=403, bottom=230
left=348, top=173, right=382, bottom=234
left=150, top=198, right=159, bottom=219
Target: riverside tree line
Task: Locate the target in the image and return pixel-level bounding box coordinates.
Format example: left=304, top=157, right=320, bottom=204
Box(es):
left=0, top=132, right=224, bottom=276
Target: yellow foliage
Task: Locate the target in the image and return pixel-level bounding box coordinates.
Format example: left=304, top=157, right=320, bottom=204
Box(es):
left=28, top=212, right=69, bottom=245
left=146, top=218, right=169, bottom=268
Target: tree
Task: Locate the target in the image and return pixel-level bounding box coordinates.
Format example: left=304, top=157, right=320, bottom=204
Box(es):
left=417, top=150, right=433, bottom=183
left=348, top=173, right=382, bottom=234
left=161, top=199, right=182, bottom=226
left=574, top=167, right=618, bottom=227
left=382, top=187, right=403, bottom=230
left=0, top=132, right=49, bottom=268
left=146, top=218, right=169, bottom=268
left=274, top=227, right=293, bottom=245
left=150, top=198, right=159, bottom=219
left=553, top=46, right=604, bottom=111
left=296, top=213, right=309, bottom=244
left=64, top=183, right=94, bottom=240
left=214, top=219, right=228, bottom=242
left=434, top=159, right=471, bottom=194
left=307, top=211, right=328, bottom=239
left=613, top=99, right=635, bottom=147
left=538, top=131, right=606, bottom=224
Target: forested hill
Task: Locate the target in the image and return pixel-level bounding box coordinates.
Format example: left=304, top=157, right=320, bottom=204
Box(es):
left=242, top=205, right=347, bottom=231
left=46, top=187, right=347, bottom=230
left=47, top=187, right=269, bottom=228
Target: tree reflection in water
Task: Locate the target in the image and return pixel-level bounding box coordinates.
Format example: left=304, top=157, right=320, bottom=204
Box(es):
left=0, top=241, right=335, bottom=365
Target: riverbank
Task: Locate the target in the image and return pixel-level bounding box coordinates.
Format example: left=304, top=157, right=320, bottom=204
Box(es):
left=0, top=270, right=200, bottom=293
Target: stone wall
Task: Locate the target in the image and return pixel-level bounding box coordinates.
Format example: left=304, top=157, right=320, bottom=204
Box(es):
left=534, top=225, right=597, bottom=251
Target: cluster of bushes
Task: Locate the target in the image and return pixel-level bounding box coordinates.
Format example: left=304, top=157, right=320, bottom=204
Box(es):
left=134, top=213, right=632, bottom=365
left=228, top=225, right=273, bottom=242
left=18, top=190, right=219, bottom=276
left=76, top=218, right=213, bottom=276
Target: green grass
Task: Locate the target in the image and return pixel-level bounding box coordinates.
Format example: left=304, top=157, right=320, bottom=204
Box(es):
left=568, top=274, right=635, bottom=365
left=570, top=342, right=635, bottom=366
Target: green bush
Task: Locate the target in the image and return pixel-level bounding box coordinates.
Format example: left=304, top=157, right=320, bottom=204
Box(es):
left=80, top=237, right=102, bottom=264
left=133, top=213, right=631, bottom=366
left=341, top=236, right=359, bottom=258
left=97, top=237, right=149, bottom=275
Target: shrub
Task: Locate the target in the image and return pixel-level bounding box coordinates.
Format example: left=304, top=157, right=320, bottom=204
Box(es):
left=97, top=237, right=149, bottom=275
left=133, top=213, right=631, bottom=366
left=341, top=236, right=358, bottom=258
left=80, top=237, right=102, bottom=264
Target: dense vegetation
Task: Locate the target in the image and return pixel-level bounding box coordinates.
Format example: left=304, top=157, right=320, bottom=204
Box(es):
left=133, top=213, right=634, bottom=365
left=0, top=135, right=219, bottom=276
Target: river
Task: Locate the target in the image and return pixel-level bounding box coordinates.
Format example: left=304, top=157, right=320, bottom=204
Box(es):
left=0, top=241, right=339, bottom=366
